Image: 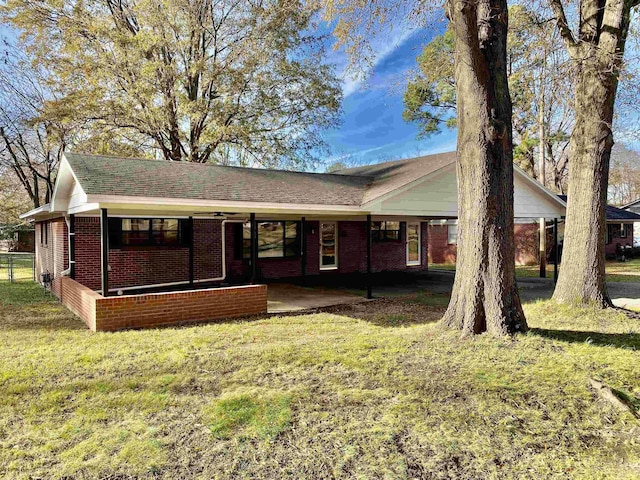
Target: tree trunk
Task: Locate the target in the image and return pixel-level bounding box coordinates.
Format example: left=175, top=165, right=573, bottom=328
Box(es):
left=551, top=0, right=635, bottom=306
left=441, top=0, right=527, bottom=335
left=538, top=92, right=546, bottom=186
left=552, top=62, right=617, bottom=306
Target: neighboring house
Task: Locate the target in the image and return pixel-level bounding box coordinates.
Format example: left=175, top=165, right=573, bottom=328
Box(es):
left=558, top=195, right=640, bottom=256
left=427, top=219, right=541, bottom=265
left=0, top=226, right=35, bottom=252
left=430, top=195, right=640, bottom=266
left=21, top=152, right=565, bottom=331
left=622, top=198, right=640, bottom=247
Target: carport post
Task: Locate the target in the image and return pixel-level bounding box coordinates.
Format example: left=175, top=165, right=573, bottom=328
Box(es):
left=539, top=217, right=546, bottom=278
left=69, top=214, right=75, bottom=279
left=366, top=214, right=372, bottom=299
left=188, top=216, right=194, bottom=286
left=250, top=213, right=258, bottom=284
left=100, top=208, right=109, bottom=297
left=300, top=217, right=307, bottom=285
left=553, top=218, right=559, bottom=283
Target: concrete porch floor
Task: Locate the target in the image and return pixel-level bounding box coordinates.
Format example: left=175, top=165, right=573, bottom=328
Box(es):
left=265, top=270, right=640, bottom=313
left=267, top=283, right=367, bottom=313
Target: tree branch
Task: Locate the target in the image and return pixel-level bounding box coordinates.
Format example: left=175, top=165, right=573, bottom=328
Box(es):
left=548, top=0, right=581, bottom=58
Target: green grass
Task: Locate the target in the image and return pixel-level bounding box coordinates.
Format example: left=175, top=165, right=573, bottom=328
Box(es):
left=431, top=259, right=640, bottom=283
left=1, top=281, right=639, bottom=479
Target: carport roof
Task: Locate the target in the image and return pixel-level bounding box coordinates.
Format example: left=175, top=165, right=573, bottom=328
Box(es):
left=557, top=195, right=640, bottom=221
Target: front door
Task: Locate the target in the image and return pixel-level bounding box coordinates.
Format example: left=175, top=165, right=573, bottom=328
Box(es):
left=406, top=222, right=421, bottom=266
left=320, top=222, right=338, bottom=270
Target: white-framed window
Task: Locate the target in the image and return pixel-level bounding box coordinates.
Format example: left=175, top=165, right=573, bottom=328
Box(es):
left=447, top=224, right=458, bottom=245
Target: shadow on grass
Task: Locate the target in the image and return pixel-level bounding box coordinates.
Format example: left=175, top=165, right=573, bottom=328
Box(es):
left=529, top=328, right=640, bottom=350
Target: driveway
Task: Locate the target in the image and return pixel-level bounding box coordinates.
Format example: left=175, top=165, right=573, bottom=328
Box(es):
left=372, top=269, right=640, bottom=306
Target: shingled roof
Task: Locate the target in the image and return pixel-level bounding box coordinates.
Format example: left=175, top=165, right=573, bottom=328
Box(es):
left=334, top=152, right=456, bottom=204
left=65, top=153, right=369, bottom=206
left=64, top=152, right=458, bottom=207
left=558, top=195, right=640, bottom=221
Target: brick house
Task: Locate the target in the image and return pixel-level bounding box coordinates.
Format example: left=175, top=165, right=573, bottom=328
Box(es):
left=21, top=152, right=565, bottom=330
left=428, top=195, right=640, bottom=266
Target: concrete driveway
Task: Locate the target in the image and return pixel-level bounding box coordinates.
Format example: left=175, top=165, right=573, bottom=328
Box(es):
left=401, top=270, right=640, bottom=306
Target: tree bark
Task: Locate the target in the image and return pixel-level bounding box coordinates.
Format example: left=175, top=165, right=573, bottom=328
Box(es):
left=551, top=0, right=635, bottom=306
left=441, top=0, right=527, bottom=335
left=552, top=62, right=616, bottom=306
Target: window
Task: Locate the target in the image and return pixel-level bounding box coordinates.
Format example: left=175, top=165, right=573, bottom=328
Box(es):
left=620, top=223, right=629, bottom=238
left=108, top=218, right=190, bottom=248
left=371, top=221, right=401, bottom=242
left=448, top=224, right=458, bottom=245
left=238, top=221, right=300, bottom=259
left=40, top=222, right=48, bottom=246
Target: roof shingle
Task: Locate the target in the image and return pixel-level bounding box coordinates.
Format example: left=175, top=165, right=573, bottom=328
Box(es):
left=64, top=151, right=458, bottom=207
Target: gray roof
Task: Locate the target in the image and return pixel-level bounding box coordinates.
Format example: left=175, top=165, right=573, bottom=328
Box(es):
left=64, top=152, right=457, bottom=206
left=558, top=195, right=640, bottom=221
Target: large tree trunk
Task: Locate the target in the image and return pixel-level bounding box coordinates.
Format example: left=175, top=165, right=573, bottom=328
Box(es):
left=552, top=64, right=617, bottom=306
left=551, top=0, right=635, bottom=306
left=441, top=0, right=527, bottom=335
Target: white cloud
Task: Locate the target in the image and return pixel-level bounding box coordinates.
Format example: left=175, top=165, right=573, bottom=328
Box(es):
left=340, top=28, right=418, bottom=98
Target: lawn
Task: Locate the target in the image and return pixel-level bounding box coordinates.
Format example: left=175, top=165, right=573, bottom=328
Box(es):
left=431, top=259, right=640, bottom=283
left=1, top=281, right=639, bottom=479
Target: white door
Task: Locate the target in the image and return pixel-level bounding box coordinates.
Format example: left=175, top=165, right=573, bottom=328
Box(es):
left=320, top=222, right=338, bottom=270
left=406, top=222, right=421, bottom=266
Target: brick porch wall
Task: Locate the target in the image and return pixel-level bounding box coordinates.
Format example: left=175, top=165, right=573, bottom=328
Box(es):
left=60, top=276, right=267, bottom=331
left=428, top=223, right=540, bottom=266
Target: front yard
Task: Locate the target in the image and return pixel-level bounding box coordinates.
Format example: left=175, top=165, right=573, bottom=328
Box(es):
left=1, top=281, right=639, bottom=479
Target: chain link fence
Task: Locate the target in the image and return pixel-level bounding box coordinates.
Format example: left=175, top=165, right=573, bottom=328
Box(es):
left=0, top=252, right=35, bottom=282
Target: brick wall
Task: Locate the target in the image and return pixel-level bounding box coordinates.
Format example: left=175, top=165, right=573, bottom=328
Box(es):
left=514, top=223, right=539, bottom=266
left=74, top=217, right=224, bottom=292
left=71, top=217, right=429, bottom=290
left=226, top=220, right=427, bottom=280
left=427, top=225, right=457, bottom=264
left=75, top=217, right=101, bottom=290
left=34, top=218, right=68, bottom=296
left=428, top=222, right=540, bottom=266
left=60, top=276, right=99, bottom=330
left=60, top=276, right=267, bottom=331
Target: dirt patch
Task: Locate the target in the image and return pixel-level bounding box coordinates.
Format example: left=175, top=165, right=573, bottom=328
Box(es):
left=321, top=298, right=445, bottom=327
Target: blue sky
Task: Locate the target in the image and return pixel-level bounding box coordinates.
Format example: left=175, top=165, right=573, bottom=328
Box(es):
left=319, top=23, right=456, bottom=170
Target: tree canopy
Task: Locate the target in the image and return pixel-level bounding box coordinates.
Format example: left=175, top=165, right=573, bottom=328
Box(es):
left=402, top=4, right=573, bottom=189
left=2, top=0, right=342, bottom=168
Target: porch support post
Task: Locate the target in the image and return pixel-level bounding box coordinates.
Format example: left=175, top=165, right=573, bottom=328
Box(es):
left=300, top=217, right=307, bottom=285
left=539, top=217, right=546, bottom=278
left=250, top=213, right=258, bottom=284
left=100, top=208, right=109, bottom=297
left=188, top=216, right=194, bottom=286
left=69, top=214, right=76, bottom=280
left=366, top=214, right=372, bottom=299
left=553, top=217, right=559, bottom=284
